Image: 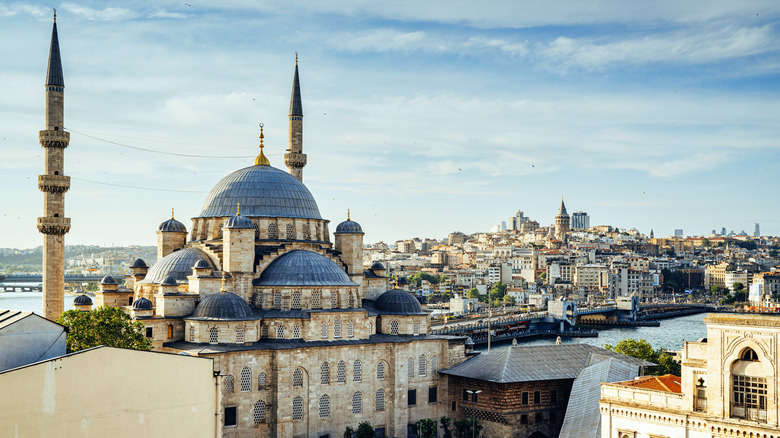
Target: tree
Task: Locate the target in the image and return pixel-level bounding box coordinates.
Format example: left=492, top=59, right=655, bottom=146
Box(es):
left=439, top=416, right=453, bottom=438
left=732, top=282, right=745, bottom=293
left=414, top=418, right=437, bottom=438
left=56, top=306, right=153, bottom=353
left=356, top=422, right=374, bottom=438
left=502, top=294, right=516, bottom=306
left=466, top=288, right=480, bottom=299
left=453, top=417, right=482, bottom=438
left=604, top=338, right=681, bottom=376
left=343, top=426, right=354, bottom=438
left=489, top=283, right=507, bottom=302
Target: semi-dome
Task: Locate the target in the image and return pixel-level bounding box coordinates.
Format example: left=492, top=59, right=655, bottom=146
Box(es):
left=74, top=294, right=92, bottom=305
left=374, top=289, right=424, bottom=315
left=224, top=213, right=255, bottom=229
left=161, top=275, right=178, bottom=286
left=335, top=219, right=363, bottom=234
left=132, top=297, right=153, bottom=310
left=193, top=259, right=211, bottom=269
left=100, top=275, right=117, bottom=285
left=130, top=258, right=147, bottom=268
left=190, top=291, right=254, bottom=320
left=254, top=250, right=356, bottom=286
left=159, top=217, right=186, bottom=233
left=140, top=248, right=215, bottom=284
left=198, top=165, right=321, bottom=219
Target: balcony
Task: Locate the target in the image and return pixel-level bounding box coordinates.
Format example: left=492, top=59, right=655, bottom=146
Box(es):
left=37, top=216, right=71, bottom=235
left=39, top=130, right=70, bottom=148
left=731, top=406, right=767, bottom=423
left=38, top=175, right=71, bottom=194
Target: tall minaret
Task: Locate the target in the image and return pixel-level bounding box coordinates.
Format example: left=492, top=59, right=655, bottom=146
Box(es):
left=38, top=10, right=71, bottom=320
left=284, top=54, right=306, bottom=181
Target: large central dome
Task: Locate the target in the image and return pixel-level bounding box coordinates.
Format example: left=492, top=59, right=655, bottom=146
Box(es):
left=198, top=165, right=321, bottom=219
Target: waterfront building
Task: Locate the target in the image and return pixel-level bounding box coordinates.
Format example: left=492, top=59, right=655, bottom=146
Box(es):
left=600, top=313, right=780, bottom=437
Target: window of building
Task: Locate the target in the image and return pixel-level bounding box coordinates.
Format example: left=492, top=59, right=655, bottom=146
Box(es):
left=189, top=325, right=195, bottom=342
left=413, top=320, right=420, bottom=335
left=145, top=327, right=153, bottom=338
left=375, top=427, right=386, bottom=437
left=375, top=389, right=385, bottom=411
left=261, top=325, right=268, bottom=338
left=292, top=290, right=302, bottom=309
left=224, top=406, right=237, bottom=427
left=390, top=320, right=399, bottom=335
left=368, top=321, right=373, bottom=334
left=321, top=362, right=330, bottom=385
left=419, top=355, right=427, bottom=377
left=167, top=324, right=173, bottom=339
left=319, top=395, right=330, bottom=418
left=352, top=391, right=363, bottom=414
left=268, top=223, right=278, bottom=239
left=431, top=356, right=438, bottom=376
left=353, top=360, right=362, bottom=382
left=472, top=391, right=479, bottom=403
left=520, top=414, right=528, bottom=425
left=224, top=375, right=234, bottom=394
left=330, top=292, right=339, bottom=308
left=334, top=319, right=342, bottom=338
left=534, top=390, right=541, bottom=404
left=337, top=361, right=347, bottom=383
left=428, top=386, right=438, bottom=403
left=276, top=325, right=285, bottom=339
left=550, top=389, right=558, bottom=404
left=253, top=400, right=265, bottom=424
left=695, top=377, right=707, bottom=412
left=312, top=290, right=321, bottom=308
left=535, top=412, right=543, bottom=423
left=451, top=401, right=456, bottom=411
left=240, top=367, right=252, bottom=392
left=408, top=389, right=417, bottom=406
left=286, top=223, right=295, bottom=239
left=274, top=291, right=282, bottom=308
left=292, top=396, right=303, bottom=421
left=293, top=368, right=303, bottom=387
left=258, top=372, right=267, bottom=388
left=302, top=225, right=310, bottom=240
left=407, top=357, right=414, bottom=378
left=377, top=361, right=385, bottom=380
left=732, top=374, right=767, bottom=421
left=209, top=327, right=218, bottom=344
left=522, top=392, right=528, bottom=405
left=321, top=323, right=328, bottom=339
left=347, top=321, right=354, bottom=338
left=236, top=327, right=245, bottom=343
left=256, top=291, right=263, bottom=309
left=463, top=388, right=470, bottom=401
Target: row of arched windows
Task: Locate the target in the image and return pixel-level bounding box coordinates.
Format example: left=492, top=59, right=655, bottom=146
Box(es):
left=320, top=320, right=358, bottom=339
left=314, top=390, right=385, bottom=419
left=408, top=355, right=438, bottom=379
left=316, top=360, right=389, bottom=385
left=223, top=368, right=268, bottom=394
left=197, top=325, right=248, bottom=344
left=266, top=290, right=360, bottom=310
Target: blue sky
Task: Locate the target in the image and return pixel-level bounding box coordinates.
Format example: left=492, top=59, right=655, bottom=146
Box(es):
left=2, top=1, right=780, bottom=249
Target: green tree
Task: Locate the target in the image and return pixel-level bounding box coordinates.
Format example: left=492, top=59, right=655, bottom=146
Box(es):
left=732, top=282, right=745, bottom=293
left=414, top=418, right=437, bottom=438
left=56, top=306, right=153, bottom=353
left=356, top=421, right=374, bottom=438
left=489, top=283, right=507, bottom=301
left=439, top=416, right=453, bottom=438
left=343, top=426, right=354, bottom=438
left=453, top=417, right=482, bottom=438
left=604, top=339, right=681, bottom=376
left=466, top=288, right=480, bottom=299
left=502, top=294, right=516, bottom=306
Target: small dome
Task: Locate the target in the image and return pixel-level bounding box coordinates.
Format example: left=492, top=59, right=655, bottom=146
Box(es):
left=396, top=276, right=409, bottom=285
left=130, top=258, right=147, bottom=268
left=193, top=259, right=211, bottom=269
left=191, top=291, right=253, bottom=320
left=132, top=297, right=153, bottom=310
left=335, top=219, right=363, bottom=234
left=74, top=294, right=92, bottom=305
left=374, top=289, right=424, bottom=314
left=255, top=250, right=356, bottom=286
left=100, top=275, right=117, bottom=285
left=370, top=262, right=385, bottom=270
left=161, top=275, right=178, bottom=286
left=224, top=214, right=255, bottom=229
left=159, top=217, right=187, bottom=233
left=140, top=248, right=215, bottom=284
left=465, top=337, right=475, bottom=346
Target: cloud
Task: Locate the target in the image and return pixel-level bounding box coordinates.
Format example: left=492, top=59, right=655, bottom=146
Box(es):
left=60, top=3, right=137, bottom=21
left=0, top=3, right=49, bottom=18
left=464, top=36, right=528, bottom=57
left=326, top=28, right=428, bottom=53
left=147, top=9, right=187, bottom=19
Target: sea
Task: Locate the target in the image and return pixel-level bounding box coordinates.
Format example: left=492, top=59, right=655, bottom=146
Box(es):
left=0, top=291, right=80, bottom=314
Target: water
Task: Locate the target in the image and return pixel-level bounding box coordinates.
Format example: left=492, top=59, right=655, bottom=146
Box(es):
left=0, top=292, right=79, bottom=315
left=477, top=312, right=708, bottom=352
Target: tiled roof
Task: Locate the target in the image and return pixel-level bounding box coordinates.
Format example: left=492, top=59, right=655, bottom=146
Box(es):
left=616, top=374, right=682, bottom=393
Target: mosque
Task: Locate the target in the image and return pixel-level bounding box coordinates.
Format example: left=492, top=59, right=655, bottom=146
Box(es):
left=62, top=28, right=469, bottom=438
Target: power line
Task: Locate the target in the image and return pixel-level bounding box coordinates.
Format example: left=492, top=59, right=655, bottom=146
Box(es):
left=70, top=176, right=207, bottom=193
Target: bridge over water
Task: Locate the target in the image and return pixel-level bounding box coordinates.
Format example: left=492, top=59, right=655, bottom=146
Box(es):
left=0, top=274, right=104, bottom=291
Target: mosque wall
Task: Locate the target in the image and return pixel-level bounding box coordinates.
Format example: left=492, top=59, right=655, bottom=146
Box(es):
left=190, top=216, right=331, bottom=243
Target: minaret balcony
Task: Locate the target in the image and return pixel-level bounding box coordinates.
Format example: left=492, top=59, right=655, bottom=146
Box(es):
left=39, top=130, right=70, bottom=148
left=37, top=216, right=71, bottom=235
left=38, top=174, right=71, bottom=194
left=284, top=152, right=307, bottom=168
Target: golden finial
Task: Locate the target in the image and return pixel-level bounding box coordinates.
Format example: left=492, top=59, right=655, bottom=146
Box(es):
left=53, top=8, right=56, bottom=22
left=236, top=203, right=241, bottom=215
left=347, top=209, right=350, bottom=221
left=295, top=52, right=298, bottom=65
left=254, top=123, right=270, bottom=166
left=171, top=208, right=175, bottom=219
left=220, top=271, right=226, bottom=292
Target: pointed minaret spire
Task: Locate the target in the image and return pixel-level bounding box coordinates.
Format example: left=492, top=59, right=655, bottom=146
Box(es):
left=558, top=197, right=567, bottom=216
left=284, top=54, right=307, bottom=181
left=46, top=10, right=64, bottom=89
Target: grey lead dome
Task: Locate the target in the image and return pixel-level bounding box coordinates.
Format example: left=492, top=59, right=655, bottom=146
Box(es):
left=198, top=165, right=321, bottom=219
left=254, top=250, right=356, bottom=286
left=374, top=289, right=424, bottom=315
left=191, top=291, right=254, bottom=320
left=335, top=219, right=363, bottom=234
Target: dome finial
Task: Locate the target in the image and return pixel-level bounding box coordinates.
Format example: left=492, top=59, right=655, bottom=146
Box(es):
left=295, top=52, right=298, bottom=65
left=171, top=207, right=175, bottom=219
left=347, top=208, right=350, bottom=220
left=220, top=271, right=226, bottom=292
left=53, top=8, right=56, bottom=22
left=236, top=202, right=241, bottom=216
left=254, top=123, right=270, bottom=166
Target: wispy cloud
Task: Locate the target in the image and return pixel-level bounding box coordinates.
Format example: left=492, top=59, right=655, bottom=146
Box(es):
left=326, top=28, right=427, bottom=53
left=60, top=3, right=137, bottom=21
left=0, top=3, right=49, bottom=18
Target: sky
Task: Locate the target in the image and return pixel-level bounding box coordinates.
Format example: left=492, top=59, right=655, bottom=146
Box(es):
left=2, top=1, right=780, bottom=249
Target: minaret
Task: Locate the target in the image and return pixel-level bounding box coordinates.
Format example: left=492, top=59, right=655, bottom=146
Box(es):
left=284, top=54, right=306, bottom=181
left=38, top=10, right=71, bottom=320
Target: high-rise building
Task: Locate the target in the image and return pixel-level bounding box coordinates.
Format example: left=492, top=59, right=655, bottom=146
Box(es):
left=509, top=210, right=528, bottom=231
left=38, top=11, right=71, bottom=320
left=674, top=229, right=684, bottom=237
left=571, top=211, right=590, bottom=230
left=721, top=227, right=727, bottom=236
left=754, top=223, right=760, bottom=237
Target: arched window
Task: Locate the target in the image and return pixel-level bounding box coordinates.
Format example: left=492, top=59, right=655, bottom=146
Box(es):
left=209, top=327, right=219, bottom=344
left=347, top=321, right=354, bottom=338
left=377, top=362, right=385, bottom=380
left=241, top=367, right=252, bottom=392
left=274, top=291, right=282, bottom=309
left=292, top=325, right=301, bottom=338
left=286, top=223, right=295, bottom=239
left=407, top=357, right=414, bottom=378
left=189, top=325, right=195, bottom=342
left=292, top=396, right=303, bottom=421
left=390, top=320, right=399, bottom=335
left=731, top=347, right=767, bottom=420
left=292, top=290, right=302, bottom=309
left=349, top=293, right=355, bottom=308
left=352, top=391, right=363, bottom=414
left=419, top=355, right=427, bottom=377
left=321, top=362, right=330, bottom=385
left=224, top=375, right=234, bottom=394
left=353, top=360, right=362, bottom=382
left=319, top=394, right=330, bottom=418
left=312, top=290, right=321, bottom=308
left=368, top=321, right=373, bottom=334
left=256, top=290, right=263, bottom=309
left=302, top=225, right=311, bottom=240
left=321, top=323, right=328, bottom=339
left=337, top=361, right=347, bottom=383
left=431, top=356, right=438, bottom=376
left=268, top=223, right=278, bottom=239
left=276, top=325, right=285, bottom=339
left=334, top=319, right=342, bottom=338
left=253, top=222, right=260, bottom=240
left=261, top=325, right=269, bottom=338
left=413, top=320, right=420, bottom=335
left=236, top=326, right=245, bottom=343
left=330, top=291, right=339, bottom=308
left=253, top=400, right=265, bottom=424
left=258, top=372, right=267, bottom=388
left=375, top=389, right=385, bottom=411
left=293, top=368, right=303, bottom=387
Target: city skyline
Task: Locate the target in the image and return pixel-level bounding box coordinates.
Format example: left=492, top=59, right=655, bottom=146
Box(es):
left=2, top=1, right=780, bottom=248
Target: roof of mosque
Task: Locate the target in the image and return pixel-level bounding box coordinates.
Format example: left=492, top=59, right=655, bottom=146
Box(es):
left=198, top=165, right=321, bottom=219
left=129, top=258, right=147, bottom=268
left=100, top=275, right=117, bottom=285
left=335, top=219, right=363, bottom=234
left=253, top=250, right=356, bottom=287
left=139, top=248, right=215, bottom=284
left=190, top=291, right=255, bottom=321
left=159, top=217, right=187, bottom=232
left=132, top=297, right=153, bottom=310
left=46, top=20, right=63, bottom=87
left=224, top=213, right=255, bottom=229
left=73, top=294, right=92, bottom=305
left=373, top=289, right=425, bottom=315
